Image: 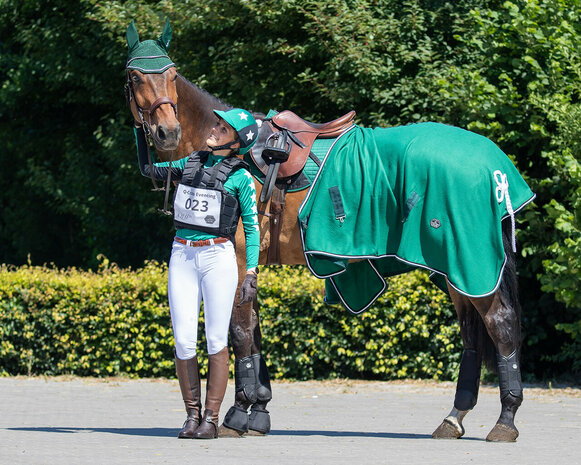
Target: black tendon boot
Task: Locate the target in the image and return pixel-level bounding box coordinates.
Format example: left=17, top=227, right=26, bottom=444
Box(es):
left=223, top=353, right=273, bottom=435
left=175, top=355, right=202, bottom=439
left=193, top=347, right=229, bottom=439
left=487, top=350, right=523, bottom=442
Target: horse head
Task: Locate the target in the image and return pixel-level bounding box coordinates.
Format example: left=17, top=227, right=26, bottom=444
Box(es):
left=125, top=19, right=181, bottom=152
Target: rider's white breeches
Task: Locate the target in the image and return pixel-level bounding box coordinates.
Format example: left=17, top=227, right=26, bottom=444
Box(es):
left=168, top=239, right=238, bottom=360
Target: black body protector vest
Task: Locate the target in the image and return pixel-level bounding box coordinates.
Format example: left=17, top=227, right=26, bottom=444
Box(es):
left=173, top=152, right=250, bottom=238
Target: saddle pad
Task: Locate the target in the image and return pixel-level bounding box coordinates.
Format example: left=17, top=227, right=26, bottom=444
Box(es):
left=298, top=123, right=535, bottom=313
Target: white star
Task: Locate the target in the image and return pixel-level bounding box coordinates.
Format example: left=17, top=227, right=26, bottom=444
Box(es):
left=238, top=112, right=248, bottom=121
left=245, top=130, right=255, bottom=141
left=254, top=224, right=260, bottom=232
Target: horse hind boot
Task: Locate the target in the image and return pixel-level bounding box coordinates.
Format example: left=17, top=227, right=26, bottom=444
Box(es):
left=175, top=355, right=202, bottom=439
left=433, top=348, right=481, bottom=440
left=454, top=349, right=481, bottom=411
left=487, top=350, right=523, bottom=442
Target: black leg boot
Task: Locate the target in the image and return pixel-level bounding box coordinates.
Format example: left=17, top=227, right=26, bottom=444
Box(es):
left=175, top=355, right=202, bottom=439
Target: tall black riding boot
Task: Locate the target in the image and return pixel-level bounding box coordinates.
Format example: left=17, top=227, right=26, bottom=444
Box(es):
left=175, top=355, right=202, bottom=439
left=193, top=347, right=229, bottom=439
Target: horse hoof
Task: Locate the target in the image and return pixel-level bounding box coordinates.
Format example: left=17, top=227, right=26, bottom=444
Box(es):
left=486, top=423, right=519, bottom=442
left=432, top=419, right=464, bottom=439
left=218, top=424, right=246, bottom=438
left=246, top=429, right=267, bottom=437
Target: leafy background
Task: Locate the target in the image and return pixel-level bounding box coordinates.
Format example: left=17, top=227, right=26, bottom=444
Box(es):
left=0, top=0, right=579, bottom=380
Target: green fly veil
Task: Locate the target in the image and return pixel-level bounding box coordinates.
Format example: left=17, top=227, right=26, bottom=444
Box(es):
left=126, top=18, right=175, bottom=73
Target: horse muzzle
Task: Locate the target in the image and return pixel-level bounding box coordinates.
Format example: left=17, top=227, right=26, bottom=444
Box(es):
left=151, top=121, right=182, bottom=151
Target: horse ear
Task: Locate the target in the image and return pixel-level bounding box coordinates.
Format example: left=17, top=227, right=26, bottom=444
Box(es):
left=126, top=20, right=140, bottom=51
left=159, top=18, right=172, bottom=51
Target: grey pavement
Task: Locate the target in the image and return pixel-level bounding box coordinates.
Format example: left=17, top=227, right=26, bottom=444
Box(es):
left=0, top=377, right=579, bottom=464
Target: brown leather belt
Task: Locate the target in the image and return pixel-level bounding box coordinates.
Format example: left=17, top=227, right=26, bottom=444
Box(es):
left=174, top=236, right=229, bottom=247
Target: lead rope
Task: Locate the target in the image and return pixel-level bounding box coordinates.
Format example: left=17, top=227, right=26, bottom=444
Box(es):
left=159, top=149, right=175, bottom=215
left=494, top=170, right=516, bottom=253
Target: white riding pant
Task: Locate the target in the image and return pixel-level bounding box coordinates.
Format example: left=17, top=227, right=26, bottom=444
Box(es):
left=168, top=239, right=238, bottom=360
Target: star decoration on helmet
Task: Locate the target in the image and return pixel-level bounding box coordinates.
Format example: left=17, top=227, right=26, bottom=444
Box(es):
left=245, top=130, right=255, bottom=141
left=238, top=112, right=248, bottom=121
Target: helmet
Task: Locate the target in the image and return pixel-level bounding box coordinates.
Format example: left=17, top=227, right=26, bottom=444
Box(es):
left=213, top=108, right=259, bottom=155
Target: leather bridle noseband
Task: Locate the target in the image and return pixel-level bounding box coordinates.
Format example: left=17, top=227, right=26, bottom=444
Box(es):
left=124, top=70, right=178, bottom=136
left=124, top=68, right=179, bottom=215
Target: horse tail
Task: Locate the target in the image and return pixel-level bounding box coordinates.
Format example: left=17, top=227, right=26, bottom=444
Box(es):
left=477, top=308, right=497, bottom=374
left=479, top=219, right=522, bottom=374
left=499, top=218, right=522, bottom=352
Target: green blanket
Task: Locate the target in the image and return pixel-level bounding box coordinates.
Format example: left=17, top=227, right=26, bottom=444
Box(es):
left=297, top=123, right=535, bottom=313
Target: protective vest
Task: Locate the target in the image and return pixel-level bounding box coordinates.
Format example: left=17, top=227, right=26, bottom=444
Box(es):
left=173, top=151, right=250, bottom=237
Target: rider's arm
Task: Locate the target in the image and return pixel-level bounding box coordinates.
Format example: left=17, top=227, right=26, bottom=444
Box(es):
left=134, top=126, right=184, bottom=180
left=236, top=169, right=260, bottom=271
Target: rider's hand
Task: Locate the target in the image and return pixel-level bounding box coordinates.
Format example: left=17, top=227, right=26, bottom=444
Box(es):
left=238, top=271, right=258, bottom=304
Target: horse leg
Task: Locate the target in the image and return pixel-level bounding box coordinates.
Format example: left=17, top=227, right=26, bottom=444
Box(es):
left=220, top=265, right=273, bottom=437
left=472, top=223, right=523, bottom=442
left=471, top=289, right=523, bottom=442
left=433, top=285, right=486, bottom=439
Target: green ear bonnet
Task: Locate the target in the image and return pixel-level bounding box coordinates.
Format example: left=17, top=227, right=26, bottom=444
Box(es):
left=126, top=18, right=176, bottom=73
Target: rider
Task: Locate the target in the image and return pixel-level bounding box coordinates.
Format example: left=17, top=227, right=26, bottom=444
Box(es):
left=134, top=108, right=260, bottom=439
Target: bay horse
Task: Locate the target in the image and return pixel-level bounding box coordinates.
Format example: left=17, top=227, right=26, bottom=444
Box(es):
left=125, top=20, right=532, bottom=442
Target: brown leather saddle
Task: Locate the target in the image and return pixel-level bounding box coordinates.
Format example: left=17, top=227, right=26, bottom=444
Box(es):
left=250, top=110, right=356, bottom=202
left=248, top=109, right=356, bottom=264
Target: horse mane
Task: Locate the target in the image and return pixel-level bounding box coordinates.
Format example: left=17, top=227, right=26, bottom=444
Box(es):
left=176, top=73, right=265, bottom=120
left=177, top=73, right=232, bottom=109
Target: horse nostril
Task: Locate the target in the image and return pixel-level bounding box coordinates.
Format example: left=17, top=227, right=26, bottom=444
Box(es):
left=157, top=126, right=167, bottom=141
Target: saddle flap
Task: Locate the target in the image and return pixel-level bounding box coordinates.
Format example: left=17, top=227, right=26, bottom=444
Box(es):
left=250, top=109, right=356, bottom=180
left=272, top=110, right=356, bottom=138
left=250, top=120, right=315, bottom=178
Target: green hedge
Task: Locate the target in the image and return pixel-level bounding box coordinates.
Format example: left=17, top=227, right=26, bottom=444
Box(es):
left=0, top=261, right=460, bottom=380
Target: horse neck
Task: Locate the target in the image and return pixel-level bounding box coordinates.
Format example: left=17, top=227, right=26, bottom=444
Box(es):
left=157, top=75, right=230, bottom=160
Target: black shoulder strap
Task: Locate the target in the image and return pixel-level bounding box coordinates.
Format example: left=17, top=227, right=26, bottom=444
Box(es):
left=181, top=151, right=210, bottom=185
left=207, top=157, right=250, bottom=188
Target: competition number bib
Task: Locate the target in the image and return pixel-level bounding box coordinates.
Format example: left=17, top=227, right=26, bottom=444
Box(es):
left=174, top=184, right=222, bottom=229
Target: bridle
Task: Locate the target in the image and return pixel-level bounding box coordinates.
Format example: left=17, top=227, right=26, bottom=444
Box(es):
left=124, top=68, right=179, bottom=215
left=124, top=69, right=178, bottom=136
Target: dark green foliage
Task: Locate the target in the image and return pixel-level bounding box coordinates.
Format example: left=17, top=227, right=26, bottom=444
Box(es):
left=260, top=266, right=460, bottom=380
left=0, top=0, right=579, bottom=378
left=0, top=263, right=459, bottom=380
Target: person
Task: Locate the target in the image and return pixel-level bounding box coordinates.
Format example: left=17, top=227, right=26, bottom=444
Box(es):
left=134, top=108, right=260, bottom=439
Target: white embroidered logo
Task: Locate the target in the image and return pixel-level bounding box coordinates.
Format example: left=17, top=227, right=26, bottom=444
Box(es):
left=494, top=170, right=509, bottom=203
left=493, top=170, right=516, bottom=253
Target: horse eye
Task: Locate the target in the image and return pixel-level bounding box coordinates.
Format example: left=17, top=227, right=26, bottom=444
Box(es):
left=131, top=74, right=141, bottom=84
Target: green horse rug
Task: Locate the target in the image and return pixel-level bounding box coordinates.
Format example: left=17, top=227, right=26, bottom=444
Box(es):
left=297, top=122, right=535, bottom=313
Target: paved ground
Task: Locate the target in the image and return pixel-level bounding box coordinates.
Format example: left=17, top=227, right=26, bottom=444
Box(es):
left=0, top=377, right=579, bottom=465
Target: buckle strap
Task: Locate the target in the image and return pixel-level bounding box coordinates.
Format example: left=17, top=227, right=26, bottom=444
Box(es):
left=174, top=236, right=229, bottom=247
